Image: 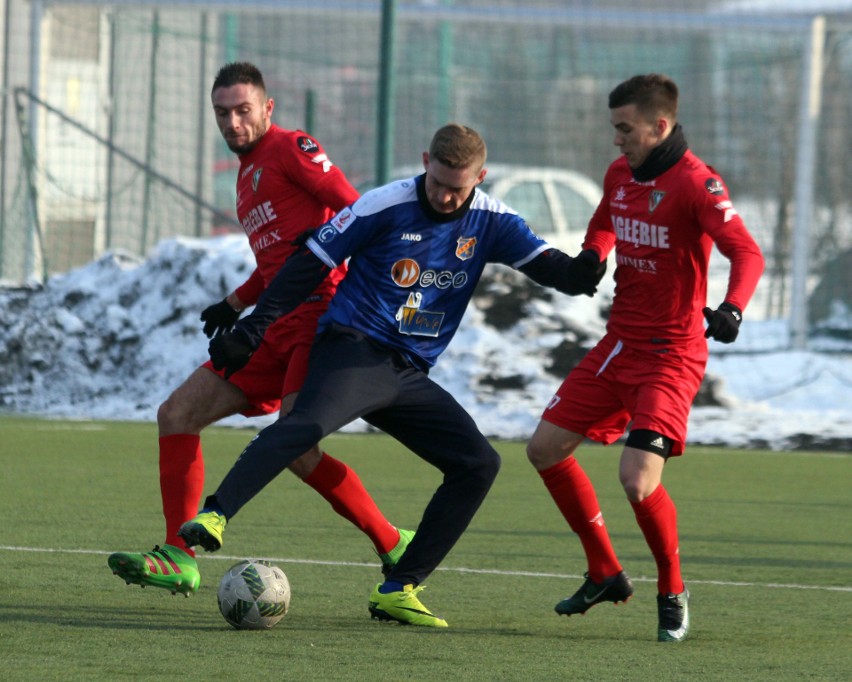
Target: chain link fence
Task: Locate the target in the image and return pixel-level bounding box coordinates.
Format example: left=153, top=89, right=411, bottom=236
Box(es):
left=1, top=0, right=851, bottom=342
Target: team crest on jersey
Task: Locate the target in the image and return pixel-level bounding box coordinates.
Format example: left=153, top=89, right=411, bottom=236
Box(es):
left=456, top=237, right=477, bottom=261
left=298, top=136, right=319, bottom=153
left=705, top=178, right=725, bottom=195
left=649, top=190, right=666, bottom=214
left=252, top=168, right=263, bottom=192
left=395, top=292, right=444, bottom=337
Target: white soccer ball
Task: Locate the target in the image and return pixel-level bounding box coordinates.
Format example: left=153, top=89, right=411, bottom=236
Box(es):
left=217, top=559, right=291, bottom=630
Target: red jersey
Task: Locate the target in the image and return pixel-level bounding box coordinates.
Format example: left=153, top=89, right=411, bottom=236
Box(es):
left=232, top=124, right=358, bottom=307
left=583, top=150, right=764, bottom=351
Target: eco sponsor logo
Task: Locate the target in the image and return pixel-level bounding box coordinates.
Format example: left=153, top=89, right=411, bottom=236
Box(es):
left=390, top=258, right=468, bottom=289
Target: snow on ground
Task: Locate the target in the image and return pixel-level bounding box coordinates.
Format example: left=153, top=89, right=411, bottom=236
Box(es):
left=1, top=236, right=850, bottom=451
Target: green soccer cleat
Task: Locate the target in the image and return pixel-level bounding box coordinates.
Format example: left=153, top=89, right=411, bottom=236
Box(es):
left=378, top=528, right=416, bottom=576
left=369, top=583, right=448, bottom=628
left=178, top=510, right=227, bottom=552
left=555, top=571, right=634, bottom=616
left=657, top=588, right=690, bottom=642
left=108, top=544, right=200, bottom=596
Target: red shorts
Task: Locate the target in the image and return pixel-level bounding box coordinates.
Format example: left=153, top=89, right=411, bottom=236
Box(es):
left=541, top=333, right=707, bottom=456
left=202, top=309, right=321, bottom=417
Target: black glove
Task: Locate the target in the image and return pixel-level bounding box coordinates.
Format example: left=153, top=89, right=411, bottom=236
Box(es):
left=702, top=302, right=742, bottom=343
left=200, top=298, right=241, bottom=338
left=209, top=330, right=254, bottom=379
left=566, top=249, right=607, bottom=296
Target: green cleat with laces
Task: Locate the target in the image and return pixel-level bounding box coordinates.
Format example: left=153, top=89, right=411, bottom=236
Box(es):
left=108, top=544, right=200, bottom=596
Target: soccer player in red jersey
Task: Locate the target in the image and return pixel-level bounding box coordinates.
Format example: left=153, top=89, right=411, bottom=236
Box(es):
left=108, top=63, right=410, bottom=595
left=526, top=74, right=764, bottom=642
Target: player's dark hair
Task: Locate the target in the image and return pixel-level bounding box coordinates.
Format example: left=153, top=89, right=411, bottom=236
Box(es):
left=429, top=123, right=487, bottom=171
left=212, top=62, right=266, bottom=95
left=609, top=74, right=678, bottom=122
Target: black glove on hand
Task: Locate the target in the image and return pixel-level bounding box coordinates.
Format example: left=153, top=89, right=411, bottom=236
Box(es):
left=567, top=249, right=607, bottom=296
left=209, top=330, right=254, bottom=379
left=702, top=302, right=742, bottom=343
left=200, top=298, right=241, bottom=338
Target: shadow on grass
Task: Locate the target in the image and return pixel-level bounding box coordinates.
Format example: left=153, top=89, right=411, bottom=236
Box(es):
left=0, top=603, right=225, bottom=631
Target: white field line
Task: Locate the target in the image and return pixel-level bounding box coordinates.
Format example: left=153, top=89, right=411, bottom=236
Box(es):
left=2, top=544, right=850, bottom=593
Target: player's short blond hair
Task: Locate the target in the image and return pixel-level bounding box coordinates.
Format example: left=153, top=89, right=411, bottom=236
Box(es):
left=429, top=124, right=487, bottom=172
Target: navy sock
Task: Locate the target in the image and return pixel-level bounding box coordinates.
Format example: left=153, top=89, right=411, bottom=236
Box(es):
left=378, top=581, right=405, bottom=594
left=202, top=495, right=226, bottom=518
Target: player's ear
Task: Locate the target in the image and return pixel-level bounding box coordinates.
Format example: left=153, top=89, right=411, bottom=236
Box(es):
left=422, top=151, right=430, bottom=172
left=265, top=97, right=275, bottom=117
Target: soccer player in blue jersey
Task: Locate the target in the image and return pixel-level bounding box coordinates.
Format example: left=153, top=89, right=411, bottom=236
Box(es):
left=178, top=123, right=607, bottom=627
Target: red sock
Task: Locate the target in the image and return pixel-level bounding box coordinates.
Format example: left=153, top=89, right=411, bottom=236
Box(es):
left=303, top=452, right=399, bottom=554
left=630, top=484, right=683, bottom=595
left=159, top=434, right=204, bottom=557
left=539, top=457, right=622, bottom=582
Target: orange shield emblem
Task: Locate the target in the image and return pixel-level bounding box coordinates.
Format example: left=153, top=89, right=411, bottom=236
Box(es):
left=456, top=237, right=477, bottom=261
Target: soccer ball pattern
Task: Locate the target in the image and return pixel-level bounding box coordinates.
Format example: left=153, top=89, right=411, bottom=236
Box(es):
left=217, top=559, right=291, bottom=630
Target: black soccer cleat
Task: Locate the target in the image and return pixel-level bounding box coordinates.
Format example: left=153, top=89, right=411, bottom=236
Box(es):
left=555, top=571, right=634, bottom=616
left=657, top=588, right=690, bottom=642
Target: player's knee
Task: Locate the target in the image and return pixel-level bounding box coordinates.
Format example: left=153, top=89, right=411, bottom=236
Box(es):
left=525, top=437, right=549, bottom=468
left=620, top=429, right=671, bottom=502
left=157, top=394, right=183, bottom=432
left=526, top=434, right=575, bottom=471
left=465, top=445, right=501, bottom=490
left=619, top=474, right=644, bottom=502
left=483, top=448, right=502, bottom=480
left=287, top=446, right=323, bottom=480
left=263, top=418, right=324, bottom=454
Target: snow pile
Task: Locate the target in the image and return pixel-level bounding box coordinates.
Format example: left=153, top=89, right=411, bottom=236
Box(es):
left=1, top=236, right=850, bottom=450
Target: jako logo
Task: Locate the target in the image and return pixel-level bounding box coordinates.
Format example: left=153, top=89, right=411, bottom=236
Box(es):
left=401, top=233, right=422, bottom=241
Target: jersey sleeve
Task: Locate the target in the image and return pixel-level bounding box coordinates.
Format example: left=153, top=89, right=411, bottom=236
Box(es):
left=693, top=175, right=765, bottom=312
left=281, top=133, right=360, bottom=212
left=581, top=167, right=618, bottom=258
left=305, top=204, right=371, bottom=268
left=233, top=267, right=265, bottom=306
left=490, top=213, right=552, bottom=268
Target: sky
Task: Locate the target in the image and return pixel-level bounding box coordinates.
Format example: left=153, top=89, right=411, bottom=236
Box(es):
left=1, top=235, right=850, bottom=451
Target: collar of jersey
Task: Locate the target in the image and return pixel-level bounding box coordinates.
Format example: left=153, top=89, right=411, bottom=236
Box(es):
left=416, top=173, right=476, bottom=223
left=631, top=123, right=688, bottom=182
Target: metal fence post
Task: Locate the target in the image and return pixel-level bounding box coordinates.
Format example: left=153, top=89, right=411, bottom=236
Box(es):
left=790, top=15, right=826, bottom=350
left=375, top=0, right=397, bottom=187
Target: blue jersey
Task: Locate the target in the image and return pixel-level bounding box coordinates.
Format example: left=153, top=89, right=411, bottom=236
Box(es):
left=306, top=174, right=550, bottom=369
